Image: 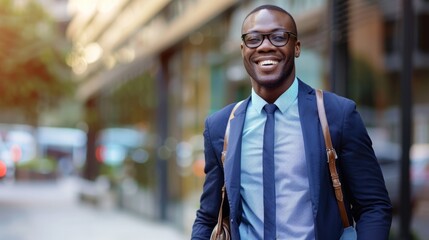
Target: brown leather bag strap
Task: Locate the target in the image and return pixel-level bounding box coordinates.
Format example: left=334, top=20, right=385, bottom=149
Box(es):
left=316, top=89, right=351, bottom=228
left=221, top=101, right=243, bottom=164
left=216, top=100, right=244, bottom=234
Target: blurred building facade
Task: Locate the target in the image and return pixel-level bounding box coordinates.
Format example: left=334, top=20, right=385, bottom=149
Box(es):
left=66, top=0, right=429, bottom=233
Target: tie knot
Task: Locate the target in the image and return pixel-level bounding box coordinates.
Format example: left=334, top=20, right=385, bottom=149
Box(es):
left=263, top=104, right=277, bottom=114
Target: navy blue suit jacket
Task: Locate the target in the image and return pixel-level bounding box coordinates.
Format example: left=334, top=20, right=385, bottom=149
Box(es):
left=191, top=80, right=392, bottom=240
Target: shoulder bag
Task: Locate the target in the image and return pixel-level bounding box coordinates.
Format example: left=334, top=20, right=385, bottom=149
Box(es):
left=316, top=89, right=357, bottom=240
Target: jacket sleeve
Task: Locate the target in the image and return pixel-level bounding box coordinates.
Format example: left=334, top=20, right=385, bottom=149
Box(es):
left=191, top=107, right=231, bottom=239
left=329, top=96, right=392, bottom=240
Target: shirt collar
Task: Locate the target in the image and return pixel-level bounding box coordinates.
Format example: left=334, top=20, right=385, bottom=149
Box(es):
left=251, top=77, right=298, bottom=114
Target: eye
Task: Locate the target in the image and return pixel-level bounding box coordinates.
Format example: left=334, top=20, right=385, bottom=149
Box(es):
left=245, top=34, right=262, bottom=43
left=270, top=32, right=287, bottom=42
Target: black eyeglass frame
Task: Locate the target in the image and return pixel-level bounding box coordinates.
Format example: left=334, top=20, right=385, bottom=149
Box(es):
left=241, top=31, right=297, bottom=48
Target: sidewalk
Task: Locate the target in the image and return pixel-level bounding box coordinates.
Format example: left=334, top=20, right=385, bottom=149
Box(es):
left=0, top=177, right=189, bottom=240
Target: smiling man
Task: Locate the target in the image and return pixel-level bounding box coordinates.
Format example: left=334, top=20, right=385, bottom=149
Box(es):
left=191, top=4, right=392, bottom=240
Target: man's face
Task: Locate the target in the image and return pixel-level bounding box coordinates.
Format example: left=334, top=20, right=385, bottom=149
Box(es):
left=241, top=9, right=300, bottom=89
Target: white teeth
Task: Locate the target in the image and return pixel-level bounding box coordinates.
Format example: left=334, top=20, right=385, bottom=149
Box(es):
left=259, top=60, right=278, bottom=66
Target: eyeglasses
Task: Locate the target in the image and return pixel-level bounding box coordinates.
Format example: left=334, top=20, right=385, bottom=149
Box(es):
left=241, top=31, right=297, bottom=48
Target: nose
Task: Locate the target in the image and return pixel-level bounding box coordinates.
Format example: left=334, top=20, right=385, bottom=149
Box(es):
left=258, top=35, right=275, bottom=50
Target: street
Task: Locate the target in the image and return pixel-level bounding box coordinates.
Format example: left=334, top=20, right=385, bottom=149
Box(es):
left=0, top=178, right=188, bottom=240
left=1, top=177, right=428, bottom=240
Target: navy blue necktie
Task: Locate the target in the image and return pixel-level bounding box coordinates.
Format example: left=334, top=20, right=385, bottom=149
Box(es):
left=263, top=104, right=277, bottom=239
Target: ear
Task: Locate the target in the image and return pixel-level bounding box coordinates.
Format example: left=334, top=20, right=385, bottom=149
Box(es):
left=294, top=40, right=301, bottom=58
left=241, top=42, right=244, bottom=57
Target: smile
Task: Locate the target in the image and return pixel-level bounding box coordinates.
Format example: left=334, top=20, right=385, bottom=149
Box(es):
left=258, top=60, right=279, bottom=66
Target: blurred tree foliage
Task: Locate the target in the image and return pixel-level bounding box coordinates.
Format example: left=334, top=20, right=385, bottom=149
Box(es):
left=0, top=0, right=74, bottom=125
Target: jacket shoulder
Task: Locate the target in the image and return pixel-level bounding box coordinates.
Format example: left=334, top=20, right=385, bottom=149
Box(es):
left=206, top=102, right=237, bottom=123
left=204, top=102, right=239, bottom=139
left=319, top=90, right=357, bottom=114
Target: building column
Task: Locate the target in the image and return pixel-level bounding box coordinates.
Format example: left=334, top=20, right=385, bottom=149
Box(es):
left=155, top=57, right=169, bottom=221
left=82, top=97, right=101, bottom=181
left=399, top=0, right=414, bottom=239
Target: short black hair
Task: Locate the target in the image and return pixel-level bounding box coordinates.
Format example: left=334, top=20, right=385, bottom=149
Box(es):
left=242, top=4, right=298, bottom=36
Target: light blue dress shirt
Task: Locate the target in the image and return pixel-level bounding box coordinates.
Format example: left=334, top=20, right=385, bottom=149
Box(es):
left=239, top=78, right=315, bottom=239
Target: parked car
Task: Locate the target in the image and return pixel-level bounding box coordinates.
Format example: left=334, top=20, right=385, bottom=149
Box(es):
left=0, top=124, right=38, bottom=181
left=96, top=127, right=149, bottom=166
left=36, top=127, right=87, bottom=175
left=5, top=129, right=37, bottom=164
left=0, top=139, right=15, bottom=181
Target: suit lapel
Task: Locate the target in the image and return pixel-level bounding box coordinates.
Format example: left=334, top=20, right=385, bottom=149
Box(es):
left=298, top=80, right=322, bottom=219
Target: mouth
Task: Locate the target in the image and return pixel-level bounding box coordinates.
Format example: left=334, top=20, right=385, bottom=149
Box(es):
left=258, top=60, right=279, bottom=67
